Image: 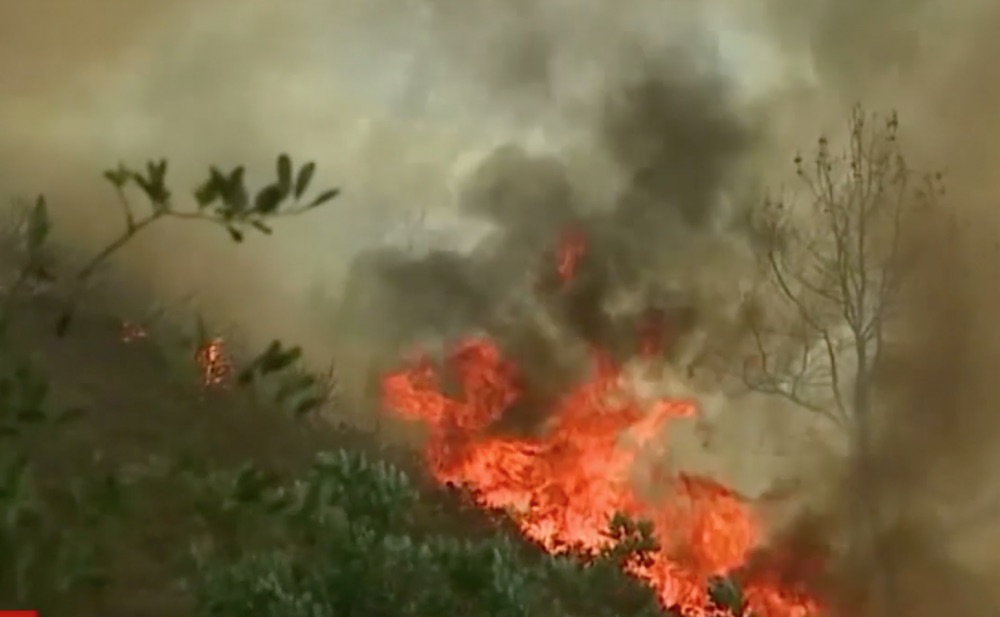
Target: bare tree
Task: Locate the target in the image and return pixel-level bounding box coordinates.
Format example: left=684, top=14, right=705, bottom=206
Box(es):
left=739, top=105, right=944, bottom=611
left=742, top=105, right=941, bottom=437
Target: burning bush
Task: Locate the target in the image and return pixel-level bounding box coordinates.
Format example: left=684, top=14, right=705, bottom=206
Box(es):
left=380, top=338, right=821, bottom=616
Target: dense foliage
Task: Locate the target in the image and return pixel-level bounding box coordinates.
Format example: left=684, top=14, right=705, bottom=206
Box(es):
left=0, top=156, right=745, bottom=617
left=180, top=450, right=670, bottom=617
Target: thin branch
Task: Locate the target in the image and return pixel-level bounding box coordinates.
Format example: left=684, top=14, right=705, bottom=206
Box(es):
left=743, top=108, right=930, bottom=434
left=113, top=186, right=136, bottom=231
left=2, top=156, right=341, bottom=336
left=74, top=210, right=165, bottom=282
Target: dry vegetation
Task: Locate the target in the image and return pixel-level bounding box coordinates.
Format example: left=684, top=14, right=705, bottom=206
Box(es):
left=6, top=1, right=1000, bottom=616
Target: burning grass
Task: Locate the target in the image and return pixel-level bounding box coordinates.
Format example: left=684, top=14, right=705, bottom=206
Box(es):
left=379, top=230, right=825, bottom=617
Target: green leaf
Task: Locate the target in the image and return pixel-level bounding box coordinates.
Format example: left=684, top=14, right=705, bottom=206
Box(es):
left=294, top=162, right=316, bottom=200
left=220, top=166, right=249, bottom=214
left=277, top=154, right=293, bottom=195
left=226, top=226, right=244, bottom=243
left=55, top=309, right=74, bottom=337
left=253, top=184, right=284, bottom=215
left=257, top=340, right=281, bottom=363
left=227, top=166, right=246, bottom=190
left=306, top=188, right=340, bottom=209
left=293, top=396, right=325, bottom=417
left=132, top=173, right=151, bottom=194
left=26, top=195, right=50, bottom=254
left=236, top=367, right=256, bottom=386
left=236, top=340, right=280, bottom=384
left=207, top=167, right=227, bottom=194
left=251, top=220, right=273, bottom=235
left=147, top=159, right=168, bottom=183
left=102, top=165, right=130, bottom=188
left=194, top=177, right=219, bottom=207
left=133, top=167, right=170, bottom=206
left=259, top=346, right=302, bottom=374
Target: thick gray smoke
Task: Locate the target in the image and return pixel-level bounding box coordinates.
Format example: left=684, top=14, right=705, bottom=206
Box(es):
left=743, top=0, right=1000, bottom=614
left=7, top=0, right=1000, bottom=613
left=334, top=69, right=759, bottom=416
left=333, top=1, right=1000, bottom=613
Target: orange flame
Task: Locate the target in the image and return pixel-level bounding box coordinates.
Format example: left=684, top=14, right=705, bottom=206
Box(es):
left=195, top=337, right=231, bottom=388
left=555, top=228, right=586, bottom=285
left=121, top=321, right=231, bottom=389
left=121, top=321, right=148, bottom=343
left=381, top=340, right=819, bottom=616
left=379, top=232, right=821, bottom=617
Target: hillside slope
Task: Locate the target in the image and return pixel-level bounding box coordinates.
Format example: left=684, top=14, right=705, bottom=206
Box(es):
left=5, top=286, right=389, bottom=616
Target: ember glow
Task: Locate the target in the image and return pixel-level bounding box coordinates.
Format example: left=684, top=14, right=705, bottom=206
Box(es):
left=554, top=227, right=587, bottom=285
left=195, top=337, right=231, bottom=388
left=121, top=321, right=149, bottom=343
left=380, top=231, right=822, bottom=617
left=122, top=320, right=231, bottom=389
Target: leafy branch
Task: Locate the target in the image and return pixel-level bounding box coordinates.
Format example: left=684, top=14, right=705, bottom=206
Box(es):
left=24, top=154, right=341, bottom=335
left=88, top=154, right=338, bottom=279
left=237, top=340, right=338, bottom=419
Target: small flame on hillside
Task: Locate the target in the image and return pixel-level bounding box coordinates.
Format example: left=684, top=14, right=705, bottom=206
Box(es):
left=120, top=321, right=231, bottom=389
left=195, top=337, right=231, bottom=388
left=121, top=321, right=149, bottom=343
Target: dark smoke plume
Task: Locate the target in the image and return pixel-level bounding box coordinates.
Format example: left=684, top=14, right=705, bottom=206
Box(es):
left=339, top=0, right=1000, bottom=612
left=335, top=64, right=759, bottom=426
left=8, top=0, right=1000, bottom=613
left=739, top=0, right=1000, bottom=613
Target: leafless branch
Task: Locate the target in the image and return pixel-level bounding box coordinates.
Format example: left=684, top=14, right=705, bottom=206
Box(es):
left=742, top=107, right=938, bottom=434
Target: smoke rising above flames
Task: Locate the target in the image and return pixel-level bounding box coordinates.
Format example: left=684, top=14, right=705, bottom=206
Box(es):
left=338, top=69, right=764, bottom=423
left=10, top=0, right=1000, bottom=613
left=343, top=32, right=825, bottom=616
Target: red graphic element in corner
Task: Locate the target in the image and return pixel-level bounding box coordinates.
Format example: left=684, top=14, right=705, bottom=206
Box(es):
left=0, top=611, right=38, bottom=616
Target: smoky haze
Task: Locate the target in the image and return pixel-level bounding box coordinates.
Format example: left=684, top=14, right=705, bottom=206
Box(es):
left=5, top=0, right=1000, bottom=614
left=746, top=0, right=1000, bottom=614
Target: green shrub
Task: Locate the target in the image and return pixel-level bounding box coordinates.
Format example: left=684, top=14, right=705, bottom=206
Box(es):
left=0, top=327, right=127, bottom=611
left=0, top=154, right=340, bottom=611
left=182, top=449, right=668, bottom=617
